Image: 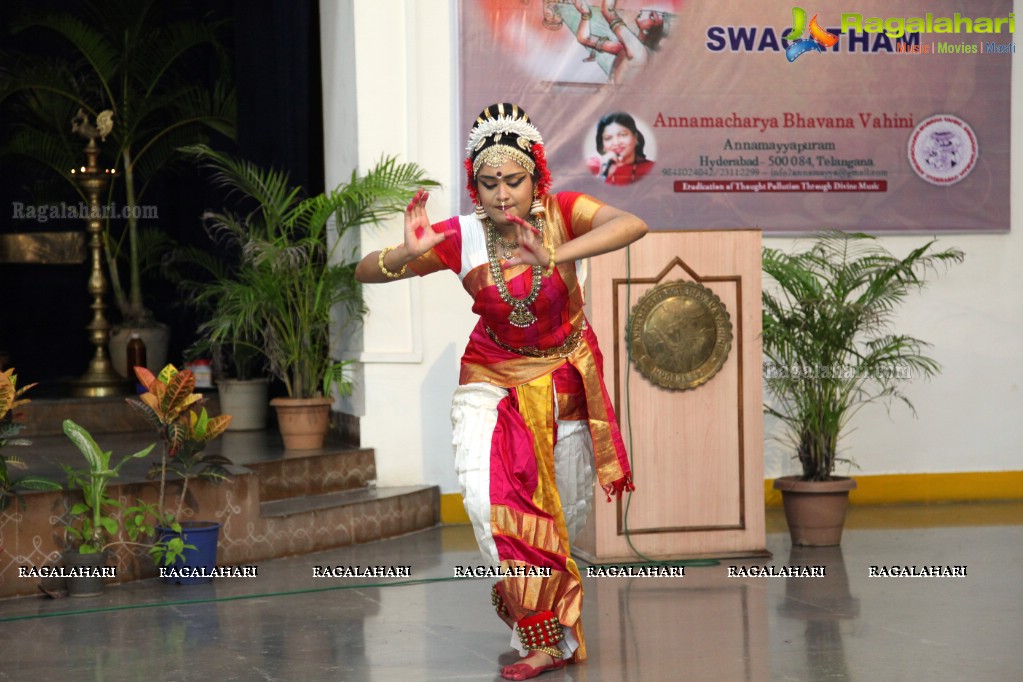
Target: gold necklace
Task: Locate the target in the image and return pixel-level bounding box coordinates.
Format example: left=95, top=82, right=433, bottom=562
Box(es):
left=485, top=217, right=544, bottom=328
left=494, top=232, right=518, bottom=260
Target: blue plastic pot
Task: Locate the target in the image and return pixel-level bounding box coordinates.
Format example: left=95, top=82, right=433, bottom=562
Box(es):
left=158, top=521, right=222, bottom=584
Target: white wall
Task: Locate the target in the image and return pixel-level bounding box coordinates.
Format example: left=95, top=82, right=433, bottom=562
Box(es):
left=322, top=1, right=1022, bottom=493
left=322, top=0, right=473, bottom=493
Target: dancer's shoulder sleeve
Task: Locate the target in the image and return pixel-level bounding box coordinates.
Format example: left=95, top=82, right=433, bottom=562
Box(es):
left=555, top=192, right=605, bottom=239
left=407, top=216, right=462, bottom=276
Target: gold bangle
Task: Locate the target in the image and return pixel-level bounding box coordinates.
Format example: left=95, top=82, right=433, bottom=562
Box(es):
left=378, top=245, right=408, bottom=279
left=544, top=244, right=556, bottom=278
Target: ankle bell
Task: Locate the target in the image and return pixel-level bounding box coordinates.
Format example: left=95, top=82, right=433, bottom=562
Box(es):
left=515, top=610, right=564, bottom=658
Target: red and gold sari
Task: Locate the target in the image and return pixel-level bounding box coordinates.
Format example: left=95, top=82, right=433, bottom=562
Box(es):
left=408, top=192, right=633, bottom=660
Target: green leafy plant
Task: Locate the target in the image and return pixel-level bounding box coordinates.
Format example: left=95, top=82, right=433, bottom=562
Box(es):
left=0, top=0, right=235, bottom=325
left=180, top=144, right=437, bottom=398
left=0, top=368, right=62, bottom=511
left=761, top=231, right=964, bottom=481
left=61, top=419, right=154, bottom=554
left=124, top=364, right=232, bottom=565
left=164, top=249, right=267, bottom=382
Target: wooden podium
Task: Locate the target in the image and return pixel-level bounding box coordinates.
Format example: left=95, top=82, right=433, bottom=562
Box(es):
left=576, top=230, right=767, bottom=562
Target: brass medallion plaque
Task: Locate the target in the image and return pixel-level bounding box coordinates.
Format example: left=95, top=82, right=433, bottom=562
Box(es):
left=629, top=280, right=733, bottom=391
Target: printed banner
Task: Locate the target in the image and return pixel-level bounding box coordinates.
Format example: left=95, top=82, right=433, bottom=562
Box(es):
left=459, top=0, right=1011, bottom=233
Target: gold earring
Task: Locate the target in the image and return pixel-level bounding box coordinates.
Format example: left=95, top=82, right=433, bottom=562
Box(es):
left=530, top=192, right=544, bottom=215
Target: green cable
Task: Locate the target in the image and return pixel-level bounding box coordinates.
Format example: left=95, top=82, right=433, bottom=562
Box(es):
left=0, top=575, right=476, bottom=624
left=620, top=243, right=718, bottom=568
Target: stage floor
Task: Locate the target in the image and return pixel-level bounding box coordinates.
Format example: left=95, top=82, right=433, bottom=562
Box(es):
left=2, top=502, right=1020, bottom=681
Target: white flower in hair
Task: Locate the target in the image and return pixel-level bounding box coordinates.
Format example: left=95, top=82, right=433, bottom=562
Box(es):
left=466, top=115, right=544, bottom=157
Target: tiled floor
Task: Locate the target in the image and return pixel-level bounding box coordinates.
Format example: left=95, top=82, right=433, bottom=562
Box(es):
left=1, top=502, right=1020, bottom=681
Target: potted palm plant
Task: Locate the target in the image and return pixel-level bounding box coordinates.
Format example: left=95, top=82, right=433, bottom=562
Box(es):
left=124, top=364, right=233, bottom=581
left=165, top=236, right=271, bottom=431
left=0, top=0, right=235, bottom=366
left=762, top=231, right=963, bottom=546
left=60, top=419, right=154, bottom=596
left=183, top=144, right=436, bottom=449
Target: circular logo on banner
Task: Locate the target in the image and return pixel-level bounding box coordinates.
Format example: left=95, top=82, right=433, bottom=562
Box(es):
left=907, top=115, right=978, bottom=186
left=628, top=280, right=732, bottom=391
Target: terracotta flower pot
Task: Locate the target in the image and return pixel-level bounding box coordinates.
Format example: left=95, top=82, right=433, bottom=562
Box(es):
left=773, top=476, right=857, bottom=547
left=270, top=396, right=333, bottom=450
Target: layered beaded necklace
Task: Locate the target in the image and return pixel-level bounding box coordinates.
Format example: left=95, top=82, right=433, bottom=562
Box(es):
left=484, top=215, right=545, bottom=328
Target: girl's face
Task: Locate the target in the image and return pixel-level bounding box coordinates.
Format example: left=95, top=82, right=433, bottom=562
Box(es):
left=601, top=123, right=638, bottom=163
left=475, top=159, right=535, bottom=228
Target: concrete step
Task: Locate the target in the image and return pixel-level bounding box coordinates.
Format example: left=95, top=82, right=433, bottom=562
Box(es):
left=2, top=420, right=441, bottom=599
left=262, top=485, right=436, bottom=518
left=253, top=484, right=440, bottom=554
left=17, top=393, right=222, bottom=437
left=246, top=446, right=376, bottom=501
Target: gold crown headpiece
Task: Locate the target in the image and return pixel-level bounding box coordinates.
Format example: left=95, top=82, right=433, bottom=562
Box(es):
left=466, top=104, right=543, bottom=177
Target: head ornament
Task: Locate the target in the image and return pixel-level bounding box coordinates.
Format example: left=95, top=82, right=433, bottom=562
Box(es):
left=464, top=103, right=552, bottom=205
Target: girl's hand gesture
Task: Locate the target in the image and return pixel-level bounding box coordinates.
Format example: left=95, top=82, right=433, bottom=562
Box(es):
left=500, top=211, right=551, bottom=270
left=404, top=189, right=450, bottom=258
